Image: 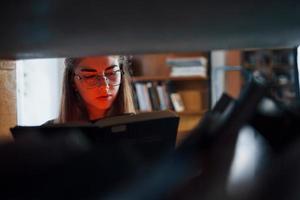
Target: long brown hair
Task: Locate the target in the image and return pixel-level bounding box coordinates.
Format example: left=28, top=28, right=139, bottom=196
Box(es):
left=56, top=55, right=136, bottom=123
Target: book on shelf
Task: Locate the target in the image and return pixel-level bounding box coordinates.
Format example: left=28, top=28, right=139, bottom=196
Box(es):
left=134, top=82, right=152, bottom=112
left=133, top=81, right=177, bottom=112
left=166, top=56, right=208, bottom=67
left=170, top=93, right=185, bottom=112
left=170, top=66, right=206, bottom=77
left=147, top=82, right=161, bottom=111
left=156, top=84, right=169, bottom=110
left=166, top=56, right=207, bottom=77
left=132, top=84, right=140, bottom=110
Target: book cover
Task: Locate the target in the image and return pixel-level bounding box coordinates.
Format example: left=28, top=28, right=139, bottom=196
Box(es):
left=132, top=83, right=140, bottom=110
left=170, top=66, right=207, bottom=77
left=156, top=84, right=168, bottom=110
left=147, top=82, right=161, bottom=111
left=166, top=57, right=208, bottom=67
left=134, top=83, right=152, bottom=112
left=142, top=83, right=153, bottom=111
left=170, top=93, right=185, bottom=112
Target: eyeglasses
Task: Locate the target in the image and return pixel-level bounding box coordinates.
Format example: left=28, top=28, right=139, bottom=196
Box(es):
left=74, top=69, right=123, bottom=88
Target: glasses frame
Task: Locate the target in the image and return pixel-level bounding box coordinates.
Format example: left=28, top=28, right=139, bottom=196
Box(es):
left=74, top=69, right=124, bottom=88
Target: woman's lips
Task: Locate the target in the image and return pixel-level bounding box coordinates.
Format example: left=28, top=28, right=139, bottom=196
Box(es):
left=97, top=95, right=112, bottom=100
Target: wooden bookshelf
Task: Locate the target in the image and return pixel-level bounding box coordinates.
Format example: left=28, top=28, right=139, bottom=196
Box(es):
left=130, top=53, right=210, bottom=143
left=137, top=110, right=207, bottom=116
left=177, top=110, right=207, bottom=115
left=131, top=76, right=208, bottom=82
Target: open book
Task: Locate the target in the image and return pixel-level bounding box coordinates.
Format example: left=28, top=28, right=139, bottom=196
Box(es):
left=11, top=110, right=179, bottom=160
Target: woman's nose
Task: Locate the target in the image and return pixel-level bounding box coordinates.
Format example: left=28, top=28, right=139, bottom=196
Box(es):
left=98, top=80, right=110, bottom=93
left=96, top=76, right=110, bottom=87
left=99, top=87, right=110, bottom=95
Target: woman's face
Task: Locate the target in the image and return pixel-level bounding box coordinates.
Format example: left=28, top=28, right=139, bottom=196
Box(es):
left=73, top=56, right=121, bottom=115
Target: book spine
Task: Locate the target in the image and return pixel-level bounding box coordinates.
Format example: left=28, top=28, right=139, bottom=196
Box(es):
left=165, top=81, right=176, bottom=111
left=134, top=83, right=147, bottom=111
left=170, top=93, right=185, bottom=112
left=170, top=66, right=207, bottom=77
left=143, top=83, right=153, bottom=111
left=153, top=82, right=162, bottom=110
left=162, top=83, right=172, bottom=110
left=166, top=57, right=208, bottom=67
left=156, top=84, right=168, bottom=110
left=132, top=83, right=140, bottom=110
left=147, top=82, right=161, bottom=111
left=135, top=83, right=152, bottom=112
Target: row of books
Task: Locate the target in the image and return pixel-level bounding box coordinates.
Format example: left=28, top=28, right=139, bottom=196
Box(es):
left=166, top=57, right=207, bottom=77
left=133, top=82, right=185, bottom=112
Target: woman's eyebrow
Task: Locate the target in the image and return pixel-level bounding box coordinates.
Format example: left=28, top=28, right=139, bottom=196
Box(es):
left=105, top=65, right=119, bottom=71
left=79, top=65, right=119, bottom=72
left=79, top=67, right=97, bottom=72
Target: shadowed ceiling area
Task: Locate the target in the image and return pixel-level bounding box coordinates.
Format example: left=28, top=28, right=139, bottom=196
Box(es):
left=0, top=1, right=299, bottom=59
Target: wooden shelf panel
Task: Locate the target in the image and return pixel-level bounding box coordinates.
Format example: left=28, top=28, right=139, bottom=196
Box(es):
left=177, top=110, right=207, bottom=115
left=136, top=110, right=207, bottom=116
left=131, top=76, right=208, bottom=82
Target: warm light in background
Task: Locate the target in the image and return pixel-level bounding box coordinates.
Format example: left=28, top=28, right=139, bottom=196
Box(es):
left=16, top=58, right=65, bottom=125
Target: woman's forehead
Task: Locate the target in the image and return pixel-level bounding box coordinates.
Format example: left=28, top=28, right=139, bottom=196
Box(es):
left=75, top=56, right=119, bottom=72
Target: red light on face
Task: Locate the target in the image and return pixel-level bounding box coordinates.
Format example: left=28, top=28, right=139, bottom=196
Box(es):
left=73, top=56, right=121, bottom=120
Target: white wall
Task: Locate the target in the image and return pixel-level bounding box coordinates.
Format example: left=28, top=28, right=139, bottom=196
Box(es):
left=16, top=58, right=65, bottom=126
left=297, top=46, right=300, bottom=95
left=211, top=50, right=226, bottom=107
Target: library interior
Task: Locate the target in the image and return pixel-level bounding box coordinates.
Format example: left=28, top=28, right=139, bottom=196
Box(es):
left=0, top=1, right=300, bottom=200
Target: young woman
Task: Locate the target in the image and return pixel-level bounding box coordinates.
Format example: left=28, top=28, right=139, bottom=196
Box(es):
left=49, top=55, right=136, bottom=124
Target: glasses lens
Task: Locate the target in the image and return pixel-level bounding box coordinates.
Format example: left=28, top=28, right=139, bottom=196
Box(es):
left=81, top=70, right=122, bottom=87
left=106, top=71, right=121, bottom=86
left=84, top=76, right=98, bottom=86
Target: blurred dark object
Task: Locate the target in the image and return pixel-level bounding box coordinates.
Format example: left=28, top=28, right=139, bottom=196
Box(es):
left=251, top=97, right=300, bottom=153
left=167, top=73, right=267, bottom=200
left=242, top=48, right=299, bottom=106
left=0, top=1, right=300, bottom=59
left=11, top=111, right=179, bottom=163
left=0, top=134, right=145, bottom=200
left=211, top=93, right=235, bottom=114
left=2, top=73, right=300, bottom=200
